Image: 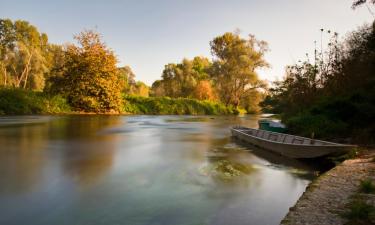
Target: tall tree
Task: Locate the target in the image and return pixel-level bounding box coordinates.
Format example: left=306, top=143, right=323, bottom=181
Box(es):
left=0, top=19, right=51, bottom=90
left=209, top=32, right=268, bottom=107
left=155, top=56, right=211, bottom=98
left=52, top=30, right=123, bottom=113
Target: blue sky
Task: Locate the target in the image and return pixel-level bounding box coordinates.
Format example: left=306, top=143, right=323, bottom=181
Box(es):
left=1, top=0, right=373, bottom=85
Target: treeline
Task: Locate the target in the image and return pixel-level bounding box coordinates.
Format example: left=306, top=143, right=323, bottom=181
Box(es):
left=1, top=19, right=266, bottom=114
left=150, top=33, right=268, bottom=113
left=261, top=22, right=375, bottom=143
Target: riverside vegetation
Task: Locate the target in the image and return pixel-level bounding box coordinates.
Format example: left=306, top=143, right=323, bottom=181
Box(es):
left=0, top=19, right=266, bottom=115
left=260, top=2, right=375, bottom=144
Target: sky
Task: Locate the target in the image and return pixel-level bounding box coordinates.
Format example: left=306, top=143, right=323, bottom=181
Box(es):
left=1, top=0, right=374, bottom=85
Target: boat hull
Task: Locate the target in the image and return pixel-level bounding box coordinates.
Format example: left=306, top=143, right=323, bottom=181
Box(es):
left=231, top=128, right=355, bottom=159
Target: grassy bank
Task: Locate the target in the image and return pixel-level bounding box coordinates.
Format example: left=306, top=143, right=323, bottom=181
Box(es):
left=123, top=95, right=238, bottom=115
left=0, top=88, right=71, bottom=115
left=0, top=89, right=239, bottom=115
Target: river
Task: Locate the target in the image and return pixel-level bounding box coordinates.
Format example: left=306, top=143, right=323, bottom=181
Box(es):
left=0, top=115, right=319, bottom=225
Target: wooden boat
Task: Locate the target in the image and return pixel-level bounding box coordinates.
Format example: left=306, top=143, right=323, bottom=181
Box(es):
left=231, top=126, right=356, bottom=158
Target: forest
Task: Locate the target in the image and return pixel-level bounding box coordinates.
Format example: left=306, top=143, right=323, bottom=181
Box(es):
left=0, top=19, right=266, bottom=115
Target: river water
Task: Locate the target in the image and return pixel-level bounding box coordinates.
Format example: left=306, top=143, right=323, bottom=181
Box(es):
left=0, top=115, right=319, bottom=225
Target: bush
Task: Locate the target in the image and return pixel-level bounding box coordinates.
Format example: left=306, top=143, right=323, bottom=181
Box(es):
left=123, top=95, right=238, bottom=115
left=0, top=88, right=71, bottom=115
left=342, top=198, right=375, bottom=225
left=285, top=113, right=348, bottom=139
left=359, top=179, right=375, bottom=194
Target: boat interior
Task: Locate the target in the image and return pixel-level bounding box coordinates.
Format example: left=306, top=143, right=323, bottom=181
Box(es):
left=234, top=126, right=335, bottom=146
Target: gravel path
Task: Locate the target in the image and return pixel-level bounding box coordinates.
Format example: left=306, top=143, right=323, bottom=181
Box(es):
left=281, top=154, right=375, bottom=225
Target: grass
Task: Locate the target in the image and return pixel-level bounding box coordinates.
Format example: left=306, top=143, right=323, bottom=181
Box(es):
left=359, top=179, right=375, bottom=194
left=342, top=197, right=375, bottom=225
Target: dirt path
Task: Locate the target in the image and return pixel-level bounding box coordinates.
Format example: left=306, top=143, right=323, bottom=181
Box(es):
left=281, top=153, right=375, bottom=225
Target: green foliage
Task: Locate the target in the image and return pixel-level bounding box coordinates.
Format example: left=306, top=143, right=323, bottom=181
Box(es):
left=342, top=198, right=375, bottom=225
left=0, top=88, right=70, bottom=115
left=262, top=23, right=375, bottom=143
left=329, top=148, right=359, bottom=165
left=0, top=19, right=54, bottom=90
left=154, top=56, right=212, bottom=98
left=210, top=32, right=268, bottom=107
left=123, top=95, right=238, bottom=115
left=359, top=179, right=375, bottom=194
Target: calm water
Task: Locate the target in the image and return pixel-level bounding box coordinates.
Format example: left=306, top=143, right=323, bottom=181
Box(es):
left=0, top=115, right=318, bottom=225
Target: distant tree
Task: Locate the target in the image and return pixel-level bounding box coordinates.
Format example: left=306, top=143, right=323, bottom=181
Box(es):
left=192, top=80, right=216, bottom=101
left=0, top=19, right=51, bottom=90
left=130, top=81, right=149, bottom=97
left=150, top=80, right=165, bottom=97
left=117, top=65, right=135, bottom=93
left=352, top=0, right=375, bottom=8
left=209, top=32, right=268, bottom=107
left=155, top=56, right=211, bottom=98
left=52, top=30, right=123, bottom=113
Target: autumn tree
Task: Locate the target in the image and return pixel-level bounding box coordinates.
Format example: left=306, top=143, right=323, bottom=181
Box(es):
left=52, top=30, right=123, bottom=113
left=130, top=81, right=149, bottom=97
left=117, top=66, right=136, bottom=93
left=153, top=56, right=212, bottom=98
left=192, top=80, right=216, bottom=101
left=150, top=80, right=165, bottom=97
left=209, top=32, right=268, bottom=107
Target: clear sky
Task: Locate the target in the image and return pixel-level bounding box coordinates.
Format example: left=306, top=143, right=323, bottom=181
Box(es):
left=1, top=0, right=373, bottom=85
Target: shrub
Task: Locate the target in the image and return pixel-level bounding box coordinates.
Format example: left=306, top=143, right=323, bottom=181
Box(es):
left=0, top=88, right=70, bottom=115
left=342, top=198, right=375, bottom=225
left=359, top=179, right=375, bottom=194
left=123, top=95, right=238, bottom=115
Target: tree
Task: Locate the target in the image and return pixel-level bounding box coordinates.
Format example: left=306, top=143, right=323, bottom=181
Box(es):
left=209, top=32, right=268, bottom=107
left=352, top=0, right=375, bottom=8
left=192, top=80, right=216, bottom=101
left=130, top=81, right=149, bottom=97
left=117, top=66, right=135, bottom=93
left=52, top=30, right=123, bottom=113
left=0, top=19, right=51, bottom=90
left=155, top=56, right=211, bottom=98
left=150, top=80, right=165, bottom=97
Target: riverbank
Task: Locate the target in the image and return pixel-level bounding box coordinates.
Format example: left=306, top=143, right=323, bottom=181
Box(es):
left=0, top=88, right=239, bottom=115
left=281, top=150, right=375, bottom=225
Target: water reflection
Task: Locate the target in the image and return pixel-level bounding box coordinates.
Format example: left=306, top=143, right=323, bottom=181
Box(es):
left=0, top=122, right=49, bottom=193
left=51, top=116, right=121, bottom=186
left=0, top=115, right=319, bottom=225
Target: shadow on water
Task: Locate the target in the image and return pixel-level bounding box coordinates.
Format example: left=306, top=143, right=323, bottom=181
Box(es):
left=232, top=137, right=335, bottom=178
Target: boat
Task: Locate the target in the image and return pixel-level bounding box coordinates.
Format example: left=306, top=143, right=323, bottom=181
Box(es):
left=231, top=126, right=356, bottom=158
left=258, top=119, right=287, bottom=133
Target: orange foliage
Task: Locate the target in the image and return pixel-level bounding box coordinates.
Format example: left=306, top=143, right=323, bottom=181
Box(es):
left=193, top=80, right=216, bottom=101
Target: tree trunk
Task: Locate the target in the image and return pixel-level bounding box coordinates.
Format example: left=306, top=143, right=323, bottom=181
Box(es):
left=16, top=52, right=33, bottom=88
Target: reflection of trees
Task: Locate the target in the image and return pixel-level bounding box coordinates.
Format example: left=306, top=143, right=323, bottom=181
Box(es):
left=53, top=116, right=121, bottom=187
left=0, top=123, right=48, bottom=193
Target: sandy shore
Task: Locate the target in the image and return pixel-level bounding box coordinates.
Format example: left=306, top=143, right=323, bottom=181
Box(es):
left=281, top=152, right=375, bottom=225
